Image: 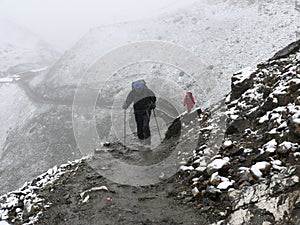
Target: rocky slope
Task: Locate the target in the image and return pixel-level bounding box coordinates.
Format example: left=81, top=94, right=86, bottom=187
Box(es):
left=0, top=40, right=299, bottom=224
left=0, top=20, right=62, bottom=193
left=31, top=0, right=297, bottom=105
left=0, top=22, right=63, bottom=194
left=178, top=39, right=300, bottom=224
left=2, top=0, right=296, bottom=194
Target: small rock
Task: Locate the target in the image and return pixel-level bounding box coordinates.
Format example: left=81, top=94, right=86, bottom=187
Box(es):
left=223, top=140, right=233, bottom=149
left=284, top=175, right=299, bottom=187
left=250, top=161, right=271, bottom=179
left=206, top=186, right=221, bottom=195
left=63, top=194, right=70, bottom=200
left=82, top=195, right=89, bottom=203
left=182, top=196, right=194, bottom=203
left=277, top=144, right=291, bottom=154
left=159, top=172, right=165, bottom=179
left=192, top=187, right=200, bottom=197
left=200, top=205, right=211, bottom=212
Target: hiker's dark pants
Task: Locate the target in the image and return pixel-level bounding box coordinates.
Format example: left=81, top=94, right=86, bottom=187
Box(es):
left=134, top=110, right=151, bottom=143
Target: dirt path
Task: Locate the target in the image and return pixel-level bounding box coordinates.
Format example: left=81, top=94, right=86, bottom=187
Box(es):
left=17, top=77, right=73, bottom=106
left=13, top=74, right=209, bottom=224
left=35, top=111, right=208, bottom=225
left=37, top=159, right=208, bottom=225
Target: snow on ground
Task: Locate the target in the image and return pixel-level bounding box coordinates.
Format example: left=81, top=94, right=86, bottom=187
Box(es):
left=0, top=84, right=37, bottom=154
left=177, top=41, right=300, bottom=224
left=0, top=77, right=16, bottom=83
left=263, top=139, right=277, bottom=153
left=0, top=221, right=10, bottom=225
left=207, top=157, right=230, bottom=170
left=33, top=0, right=298, bottom=109
left=250, top=161, right=271, bottom=178
left=0, top=158, right=87, bottom=224
left=232, top=67, right=255, bottom=85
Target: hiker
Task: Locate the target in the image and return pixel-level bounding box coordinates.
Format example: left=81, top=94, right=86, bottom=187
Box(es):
left=183, top=92, right=195, bottom=113
left=122, top=80, right=156, bottom=146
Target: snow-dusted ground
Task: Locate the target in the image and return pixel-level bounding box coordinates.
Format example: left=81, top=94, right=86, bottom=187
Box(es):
left=0, top=1, right=298, bottom=222
left=179, top=42, right=300, bottom=224
left=33, top=0, right=298, bottom=107
left=0, top=84, right=37, bottom=154
left=0, top=158, right=87, bottom=224
left=0, top=20, right=61, bottom=194
left=0, top=41, right=299, bottom=224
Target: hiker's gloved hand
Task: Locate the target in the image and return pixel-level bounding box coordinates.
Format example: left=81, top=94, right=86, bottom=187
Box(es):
left=150, top=102, right=156, bottom=110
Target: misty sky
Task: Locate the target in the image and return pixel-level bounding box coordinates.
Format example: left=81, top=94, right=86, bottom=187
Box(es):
left=0, top=0, right=196, bottom=52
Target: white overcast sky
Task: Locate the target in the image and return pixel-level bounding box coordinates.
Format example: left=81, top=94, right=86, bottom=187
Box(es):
left=0, top=0, right=196, bottom=52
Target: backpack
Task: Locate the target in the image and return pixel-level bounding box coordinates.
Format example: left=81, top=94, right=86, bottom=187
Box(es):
left=132, top=79, right=146, bottom=89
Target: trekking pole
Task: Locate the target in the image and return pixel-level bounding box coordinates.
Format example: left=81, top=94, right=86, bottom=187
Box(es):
left=153, top=109, right=162, bottom=141
left=124, top=109, right=126, bottom=149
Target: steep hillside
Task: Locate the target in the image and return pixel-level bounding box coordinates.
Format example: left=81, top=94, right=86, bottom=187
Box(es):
left=0, top=21, right=62, bottom=195
left=31, top=0, right=297, bottom=105
left=0, top=40, right=299, bottom=225
left=179, top=39, right=300, bottom=224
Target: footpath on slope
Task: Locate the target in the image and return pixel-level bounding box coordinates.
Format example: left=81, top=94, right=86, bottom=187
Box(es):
left=37, top=109, right=212, bottom=225
left=2, top=40, right=300, bottom=224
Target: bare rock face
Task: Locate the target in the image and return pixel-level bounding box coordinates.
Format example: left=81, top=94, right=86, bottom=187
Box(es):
left=230, top=68, right=255, bottom=101
left=219, top=41, right=300, bottom=224
left=225, top=167, right=300, bottom=225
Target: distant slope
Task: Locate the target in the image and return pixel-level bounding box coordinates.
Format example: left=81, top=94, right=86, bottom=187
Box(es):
left=33, top=0, right=298, bottom=105
left=0, top=20, right=60, bottom=73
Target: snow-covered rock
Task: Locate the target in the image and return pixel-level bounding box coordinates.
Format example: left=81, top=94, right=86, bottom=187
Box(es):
left=179, top=40, right=300, bottom=224
left=0, top=157, right=87, bottom=224
left=31, top=0, right=297, bottom=108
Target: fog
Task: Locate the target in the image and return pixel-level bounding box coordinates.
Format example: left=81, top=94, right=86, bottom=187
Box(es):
left=0, top=0, right=196, bottom=52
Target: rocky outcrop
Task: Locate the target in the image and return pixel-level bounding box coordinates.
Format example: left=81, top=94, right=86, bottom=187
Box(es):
left=179, top=40, right=300, bottom=224
left=0, top=159, right=87, bottom=224
left=271, top=39, right=300, bottom=61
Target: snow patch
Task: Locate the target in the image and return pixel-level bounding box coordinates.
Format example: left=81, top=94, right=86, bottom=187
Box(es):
left=232, top=67, right=255, bottom=85
left=250, top=162, right=270, bottom=178
left=207, top=157, right=230, bottom=170
left=263, top=139, right=277, bottom=153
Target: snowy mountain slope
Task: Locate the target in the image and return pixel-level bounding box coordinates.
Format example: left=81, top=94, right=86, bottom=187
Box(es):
left=3, top=0, right=293, bottom=192
left=0, top=39, right=299, bottom=225
left=0, top=158, right=87, bottom=224
left=0, top=44, right=72, bottom=196
left=0, top=1, right=298, bottom=223
left=0, top=84, right=37, bottom=153
left=0, top=91, right=82, bottom=195
left=0, top=20, right=60, bottom=73
left=32, top=0, right=298, bottom=106
left=178, top=39, right=300, bottom=224
left=0, top=21, right=62, bottom=194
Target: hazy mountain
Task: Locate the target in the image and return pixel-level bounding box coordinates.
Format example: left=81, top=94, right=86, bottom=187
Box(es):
left=0, top=20, right=60, bottom=73
left=32, top=0, right=298, bottom=104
